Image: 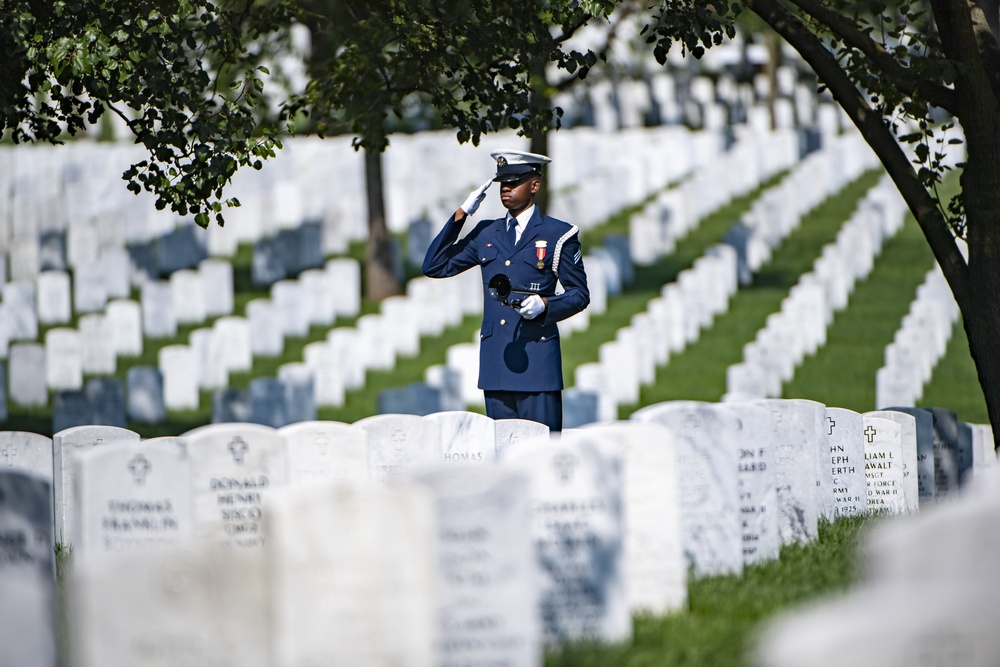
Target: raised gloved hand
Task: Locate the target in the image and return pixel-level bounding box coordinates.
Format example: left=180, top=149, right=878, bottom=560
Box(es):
left=459, top=179, right=494, bottom=217
left=517, top=294, right=546, bottom=320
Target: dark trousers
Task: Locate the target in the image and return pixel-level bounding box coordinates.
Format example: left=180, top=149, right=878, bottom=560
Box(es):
left=484, top=390, right=562, bottom=432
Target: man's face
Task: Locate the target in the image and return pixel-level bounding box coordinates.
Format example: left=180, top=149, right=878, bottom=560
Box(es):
left=499, top=175, right=540, bottom=213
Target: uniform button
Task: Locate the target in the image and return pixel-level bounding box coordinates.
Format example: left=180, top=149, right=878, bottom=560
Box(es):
left=541, top=336, right=546, bottom=340
left=481, top=257, right=486, bottom=261
left=500, top=319, right=506, bottom=325
left=504, top=260, right=511, bottom=266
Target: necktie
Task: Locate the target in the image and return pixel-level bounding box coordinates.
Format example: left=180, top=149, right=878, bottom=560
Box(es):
left=507, top=218, right=517, bottom=249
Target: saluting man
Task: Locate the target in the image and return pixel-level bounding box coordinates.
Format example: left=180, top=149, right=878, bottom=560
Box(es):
left=422, top=150, right=590, bottom=431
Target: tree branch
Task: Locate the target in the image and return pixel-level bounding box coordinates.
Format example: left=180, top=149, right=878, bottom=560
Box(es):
left=785, top=0, right=960, bottom=113
left=552, top=5, right=636, bottom=91
left=744, top=0, right=971, bottom=309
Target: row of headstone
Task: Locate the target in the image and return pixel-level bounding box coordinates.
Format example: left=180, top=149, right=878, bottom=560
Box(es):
left=1, top=414, right=548, bottom=552
left=575, top=244, right=739, bottom=421
left=875, top=264, right=961, bottom=409
left=725, top=175, right=907, bottom=400
left=630, top=399, right=930, bottom=579
left=571, top=132, right=874, bottom=422
left=629, top=128, right=801, bottom=266
left=3, top=401, right=990, bottom=666
left=53, top=421, right=676, bottom=667
left=139, top=258, right=236, bottom=338
left=757, top=460, right=1000, bottom=667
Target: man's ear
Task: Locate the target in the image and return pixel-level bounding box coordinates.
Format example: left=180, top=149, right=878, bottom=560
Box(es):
left=530, top=178, right=541, bottom=194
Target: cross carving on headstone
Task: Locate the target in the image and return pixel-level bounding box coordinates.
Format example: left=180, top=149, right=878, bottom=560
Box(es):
left=864, top=426, right=876, bottom=443
left=1, top=444, right=16, bottom=467
left=682, top=414, right=700, bottom=429
left=827, top=417, right=835, bottom=436
left=553, top=453, right=577, bottom=483
left=128, top=454, right=151, bottom=485
left=391, top=429, right=407, bottom=452
left=228, top=436, right=249, bottom=464
left=314, top=432, right=332, bottom=456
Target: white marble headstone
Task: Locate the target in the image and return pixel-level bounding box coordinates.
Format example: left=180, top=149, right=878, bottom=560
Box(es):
left=584, top=422, right=687, bottom=614
left=0, top=471, right=55, bottom=667
left=0, top=432, right=53, bottom=482
left=866, top=410, right=919, bottom=513
left=265, top=481, right=436, bottom=667
left=36, top=271, right=71, bottom=325
left=501, top=432, right=630, bottom=645
left=158, top=345, right=199, bottom=411
left=141, top=280, right=177, bottom=339
left=45, top=327, right=83, bottom=390
left=53, top=425, right=141, bottom=546
left=356, top=414, right=441, bottom=482
left=494, top=418, right=550, bottom=455
left=631, top=401, right=743, bottom=577
left=824, top=408, right=867, bottom=518
left=278, top=421, right=368, bottom=486
left=9, top=343, right=47, bottom=407
left=753, top=399, right=822, bottom=545
left=73, top=443, right=193, bottom=554
left=862, top=416, right=905, bottom=515
left=724, top=403, right=780, bottom=565
left=426, top=411, right=497, bottom=464
left=413, top=465, right=540, bottom=667
left=182, top=423, right=289, bottom=548
left=70, top=541, right=270, bottom=667
left=105, top=299, right=143, bottom=357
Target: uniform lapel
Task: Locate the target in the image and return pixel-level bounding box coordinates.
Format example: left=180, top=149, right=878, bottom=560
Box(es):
left=514, top=207, right=543, bottom=252
left=493, top=216, right=514, bottom=253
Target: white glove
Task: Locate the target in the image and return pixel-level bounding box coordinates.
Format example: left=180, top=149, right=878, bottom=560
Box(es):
left=460, top=179, right=493, bottom=217
left=517, top=294, right=546, bottom=320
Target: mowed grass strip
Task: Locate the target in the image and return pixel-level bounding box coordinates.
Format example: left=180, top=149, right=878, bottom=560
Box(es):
left=783, top=207, right=937, bottom=411
left=784, top=171, right=988, bottom=422
left=545, top=515, right=876, bottom=667
left=622, top=168, right=886, bottom=414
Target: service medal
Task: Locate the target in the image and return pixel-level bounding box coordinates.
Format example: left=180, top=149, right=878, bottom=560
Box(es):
left=535, top=240, right=547, bottom=269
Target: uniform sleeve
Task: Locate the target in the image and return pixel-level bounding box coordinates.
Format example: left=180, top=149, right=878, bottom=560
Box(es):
left=542, top=229, right=589, bottom=326
left=421, top=214, right=489, bottom=278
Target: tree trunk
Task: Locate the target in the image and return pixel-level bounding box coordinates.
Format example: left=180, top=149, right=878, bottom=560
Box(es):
left=529, top=131, right=550, bottom=212
left=530, top=58, right=551, bottom=210
left=957, top=123, right=1000, bottom=442
left=364, top=147, right=401, bottom=301
left=765, top=32, right=780, bottom=131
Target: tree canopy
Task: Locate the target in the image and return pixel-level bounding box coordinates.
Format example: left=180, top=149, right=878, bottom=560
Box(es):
left=0, top=0, right=298, bottom=227
left=288, top=0, right=615, bottom=151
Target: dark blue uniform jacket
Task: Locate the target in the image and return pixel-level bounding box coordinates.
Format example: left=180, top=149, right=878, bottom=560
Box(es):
left=422, top=207, right=590, bottom=392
